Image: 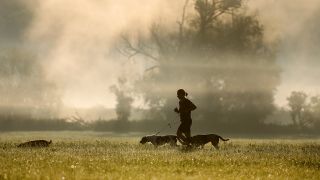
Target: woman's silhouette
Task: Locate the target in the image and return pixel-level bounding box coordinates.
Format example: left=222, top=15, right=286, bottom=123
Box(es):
left=174, top=89, right=197, bottom=145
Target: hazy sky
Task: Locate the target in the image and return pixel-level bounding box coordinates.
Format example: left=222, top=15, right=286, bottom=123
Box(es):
left=24, top=0, right=184, bottom=108
left=2, top=0, right=320, bottom=108
left=249, top=0, right=320, bottom=106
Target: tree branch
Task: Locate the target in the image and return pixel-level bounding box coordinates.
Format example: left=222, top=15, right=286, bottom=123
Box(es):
left=150, top=24, right=167, bottom=57
left=178, top=0, right=189, bottom=50
left=145, top=65, right=160, bottom=72
left=120, top=35, right=159, bottom=61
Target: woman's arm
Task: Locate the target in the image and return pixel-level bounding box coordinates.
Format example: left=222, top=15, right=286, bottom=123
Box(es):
left=188, top=100, right=197, bottom=111
left=174, top=101, right=181, bottom=113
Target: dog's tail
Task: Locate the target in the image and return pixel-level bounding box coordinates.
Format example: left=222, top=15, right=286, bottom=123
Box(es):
left=218, top=136, right=229, bottom=141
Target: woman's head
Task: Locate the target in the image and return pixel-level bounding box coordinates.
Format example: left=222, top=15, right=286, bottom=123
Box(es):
left=177, top=89, right=188, bottom=99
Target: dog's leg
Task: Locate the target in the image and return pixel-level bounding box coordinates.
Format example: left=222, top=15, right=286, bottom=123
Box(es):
left=170, top=140, right=177, bottom=146
left=151, top=142, right=158, bottom=148
left=211, top=140, right=219, bottom=150
left=211, top=143, right=219, bottom=150
left=170, top=142, right=177, bottom=147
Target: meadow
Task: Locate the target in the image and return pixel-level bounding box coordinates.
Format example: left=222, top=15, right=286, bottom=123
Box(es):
left=0, top=132, right=319, bottom=179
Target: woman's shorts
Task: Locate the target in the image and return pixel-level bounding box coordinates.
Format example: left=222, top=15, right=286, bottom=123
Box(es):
left=178, top=121, right=192, bottom=133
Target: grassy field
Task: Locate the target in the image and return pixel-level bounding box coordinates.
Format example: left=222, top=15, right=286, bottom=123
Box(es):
left=0, top=132, right=319, bottom=179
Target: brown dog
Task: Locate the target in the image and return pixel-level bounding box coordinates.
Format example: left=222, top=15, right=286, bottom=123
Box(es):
left=140, top=135, right=177, bottom=147
left=190, top=134, right=229, bottom=149
left=17, top=140, right=52, bottom=148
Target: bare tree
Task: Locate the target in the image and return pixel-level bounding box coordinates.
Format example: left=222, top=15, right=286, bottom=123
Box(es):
left=287, top=91, right=308, bottom=126
left=194, top=0, right=241, bottom=39
left=117, top=0, right=280, bottom=130
left=306, top=95, right=320, bottom=127
left=119, top=0, right=240, bottom=63
left=177, top=0, right=190, bottom=51
left=110, top=78, right=133, bottom=122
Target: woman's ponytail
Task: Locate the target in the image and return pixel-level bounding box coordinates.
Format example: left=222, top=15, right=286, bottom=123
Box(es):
left=185, top=92, right=188, bottom=97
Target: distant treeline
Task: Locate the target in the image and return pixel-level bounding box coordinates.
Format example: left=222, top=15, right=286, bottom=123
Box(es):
left=1, top=114, right=319, bottom=136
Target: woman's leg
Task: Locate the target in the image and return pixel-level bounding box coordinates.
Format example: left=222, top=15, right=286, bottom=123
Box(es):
left=185, top=129, right=191, bottom=144
left=184, top=121, right=192, bottom=145
left=177, top=124, right=187, bottom=145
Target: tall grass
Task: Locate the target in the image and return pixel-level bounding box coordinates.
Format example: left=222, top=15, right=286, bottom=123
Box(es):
left=0, top=132, right=319, bottom=179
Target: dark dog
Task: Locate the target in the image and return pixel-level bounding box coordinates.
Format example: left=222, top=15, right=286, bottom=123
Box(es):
left=17, top=140, right=52, bottom=148
left=140, top=135, right=177, bottom=147
left=190, top=134, right=229, bottom=149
